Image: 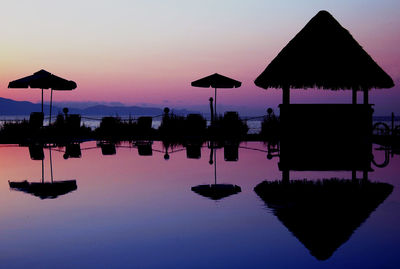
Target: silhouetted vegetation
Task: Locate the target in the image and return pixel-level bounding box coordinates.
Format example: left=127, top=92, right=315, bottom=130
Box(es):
left=209, top=112, right=248, bottom=140
left=95, top=116, right=156, bottom=140
left=0, top=111, right=91, bottom=143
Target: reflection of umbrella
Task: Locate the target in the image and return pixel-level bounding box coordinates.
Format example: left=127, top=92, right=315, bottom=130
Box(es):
left=9, top=146, right=77, bottom=199
left=191, top=141, right=241, bottom=200
left=254, top=178, right=393, bottom=260
left=191, top=73, right=241, bottom=118
left=8, top=69, right=77, bottom=123
left=9, top=180, right=77, bottom=199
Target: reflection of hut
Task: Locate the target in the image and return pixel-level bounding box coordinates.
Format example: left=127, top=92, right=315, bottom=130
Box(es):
left=254, top=179, right=393, bottom=260
left=255, top=11, right=394, bottom=174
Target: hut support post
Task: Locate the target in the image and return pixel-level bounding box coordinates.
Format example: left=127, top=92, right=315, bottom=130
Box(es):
left=363, top=170, right=368, bottom=181
left=352, top=170, right=357, bottom=180
left=49, top=89, right=53, bottom=125
left=41, top=89, right=44, bottom=113
left=214, top=148, right=217, bottom=185
left=209, top=97, right=214, bottom=124
left=352, top=88, right=357, bottom=104
left=282, top=86, right=290, bottom=105
left=214, top=88, right=217, bottom=119
left=363, top=89, right=369, bottom=104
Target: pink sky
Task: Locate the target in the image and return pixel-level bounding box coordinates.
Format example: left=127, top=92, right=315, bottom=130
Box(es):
left=0, top=1, right=399, bottom=114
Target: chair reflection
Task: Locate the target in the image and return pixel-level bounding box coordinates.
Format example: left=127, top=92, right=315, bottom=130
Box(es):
left=98, top=141, right=117, bottom=156
left=9, top=145, right=77, bottom=199
left=224, top=141, right=239, bottom=161
left=191, top=141, right=241, bottom=200
left=63, top=142, right=82, bottom=159
left=255, top=140, right=393, bottom=260
left=186, top=142, right=202, bottom=159
left=135, top=141, right=153, bottom=156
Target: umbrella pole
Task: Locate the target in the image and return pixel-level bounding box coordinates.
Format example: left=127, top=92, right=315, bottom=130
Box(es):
left=41, top=89, right=44, bottom=113
left=214, top=145, right=217, bottom=185
left=214, top=88, right=217, bottom=119
left=49, top=89, right=53, bottom=125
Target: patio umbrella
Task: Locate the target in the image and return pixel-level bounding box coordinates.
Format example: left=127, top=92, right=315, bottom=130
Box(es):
left=191, top=73, right=241, bottom=119
left=8, top=69, right=77, bottom=123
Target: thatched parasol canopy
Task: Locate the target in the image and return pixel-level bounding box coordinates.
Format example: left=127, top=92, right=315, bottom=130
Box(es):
left=254, top=10, right=394, bottom=91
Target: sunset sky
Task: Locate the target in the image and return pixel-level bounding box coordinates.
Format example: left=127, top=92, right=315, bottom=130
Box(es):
left=0, top=0, right=399, bottom=115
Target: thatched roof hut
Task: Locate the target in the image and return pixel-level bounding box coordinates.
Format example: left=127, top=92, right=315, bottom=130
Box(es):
left=254, top=179, right=393, bottom=260
left=254, top=10, right=394, bottom=103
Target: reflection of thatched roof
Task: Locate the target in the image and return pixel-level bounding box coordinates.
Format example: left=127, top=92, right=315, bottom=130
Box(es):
left=254, top=179, right=393, bottom=260
left=192, top=184, right=241, bottom=200
left=9, top=180, right=77, bottom=199
left=255, top=10, right=394, bottom=91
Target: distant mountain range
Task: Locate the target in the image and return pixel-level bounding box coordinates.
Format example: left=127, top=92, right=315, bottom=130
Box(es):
left=0, top=97, right=197, bottom=116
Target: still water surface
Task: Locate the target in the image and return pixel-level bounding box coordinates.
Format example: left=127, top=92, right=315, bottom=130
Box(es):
left=0, top=142, right=399, bottom=268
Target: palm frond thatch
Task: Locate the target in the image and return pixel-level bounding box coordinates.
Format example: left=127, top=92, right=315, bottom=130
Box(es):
left=254, top=10, right=394, bottom=91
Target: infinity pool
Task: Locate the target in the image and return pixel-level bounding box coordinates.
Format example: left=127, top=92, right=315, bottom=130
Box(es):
left=0, top=142, right=398, bottom=268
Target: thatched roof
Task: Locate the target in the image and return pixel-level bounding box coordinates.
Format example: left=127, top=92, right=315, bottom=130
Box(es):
left=254, top=179, right=393, bottom=260
left=254, top=10, right=394, bottom=91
